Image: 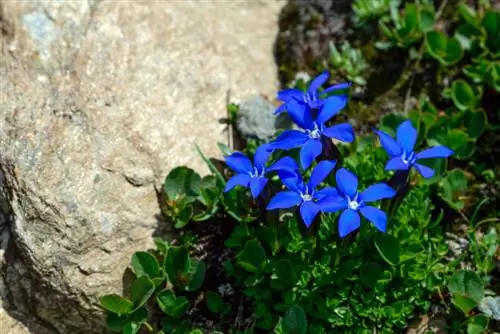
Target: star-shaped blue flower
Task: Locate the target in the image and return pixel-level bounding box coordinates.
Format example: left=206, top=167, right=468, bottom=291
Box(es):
left=275, top=70, right=351, bottom=114
left=321, top=168, right=396, bottom=237
left=224, top=145, right=299, bottom=198
left=374, top=120, right=454, bottom=178
left=266, top=160, right=339, bottom=227
left=270, top=97, right=354, bottom=170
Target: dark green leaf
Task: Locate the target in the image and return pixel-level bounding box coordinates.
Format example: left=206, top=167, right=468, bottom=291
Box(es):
left=467, top=314, right=489, bottom=334
left=375, top=234, right=400, bottom=266
left=464, top=109, right=487, bottom=138
left=174, top=205, right=193, bottom=229
left=449, top=270, right=484, bottom=303
left=105, top=312, right=127, bottom=332
left=453, top=294, right=478, bottom=314
left=483, top=10, right=500, bottom=55
left=236, top=239, right=267, bottom=273
left=419, top=8, right=435, bottom=33
left=205, top=291, right=224, bottom=313
left=163, top=167, right=201, bottom=200
left=164, top=246, right=191, bottom=287
left=156, top=289, right=191, bottom=318
left=131, top=251, right=160, bottom=278
left=451, top=80, right=478, bottom=111
left=426, top=32, right=463, bottom=65
left=99, top=294, right=133, bottom=315
left=130, top=276, right=155, bottom=310
left=283, top=305, right=307, bottom=334
left=122, top=322, right=140, bottom=334
left=271, top=259, right=296, bottom=290
left=360, top=262, right=382, bottom=287
left=186, top=260, right=206, bottom=292
left=154, top=238, right=170, bottom=256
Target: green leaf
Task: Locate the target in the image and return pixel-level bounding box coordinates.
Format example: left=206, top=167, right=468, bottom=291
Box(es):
left=451, top=80, right=478, bottom=111
left=164, top=246, right=191, bottom=287
left=131, top=251, right=160, bottom=278
left=186, top=259, right=206, bottom=292
left=483, top=10, right=500, bottom=55
left=164, top=167, right=201, bottom=200
left=440, top=169, right=468, bottom=211
left=122, top=322, right=140, bottom=334
left=419, top=8, right=435, bottom=33
left=236, top=239, right=267, bottom=273
left=129, top=307, right=148, bottom=323
left=453, top=294, right=479, bottom=314
left=443, top=129, right=470, bottom=153
left=457, top=3, right=478, bottom=26
left=426, top=31, right=463, bottom=66
left=467, top=314, right=489, bottom=334
left=174, top=205, right=193, bottom=229
left=217, top=142, right=232, bottom=156
left=105, top=312, right=127, bottom=332
left=205, top=291, right=224, bottom=313
left=195, top=143, right=226, bottom=188
left=449, top=270, right=484, bottom=303
left=283, top=305, right=307, bottom=334
left=464, top=109, right=487, bottom=138
left=271, top=259, right=296, bottom=290
left=360, top=262, right=382, bottom=287
left=130, top=276, right=155, bottom=310
left=154, top=238, right=170, bottom=256
left=374, top=234, right=400, bottom=266
left=99, top=294, right=133, bottom=315
left=156, top=289, right=191, bottom=318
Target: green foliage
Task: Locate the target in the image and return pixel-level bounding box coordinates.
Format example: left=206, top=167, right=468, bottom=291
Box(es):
left=448, top=270, right=485, bottom=314
left=328, top=41, right=369, bottom=85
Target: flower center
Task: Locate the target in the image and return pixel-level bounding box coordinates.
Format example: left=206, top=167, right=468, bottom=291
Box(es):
left=307, top=123, right=322, bottom=139
left=402, top=151, right=416, bottom=165
left=250, top=166, right=265, bottom=178
left=346, top=193, right=362, bottom=211
left=300, top=185, right=313, bottom=202
left=303, top=92, right=317, bottom=105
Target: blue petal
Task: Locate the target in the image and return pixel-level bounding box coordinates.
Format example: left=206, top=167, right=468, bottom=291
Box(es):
left=315, top=96, right=348, bottom=124
left=314, top=186, right=339, bottom=200
left=300, top=139, right=323, bottom=170
left=270, top=130, right=308, bottom=150
left=374, top=129, right=402, bottom=156
left=279, top=171, right=303, bottom=193
left=415, top=163, right=435, bottom=178
left=308, top=70, right=329, bottom=93
left=396, top=120, right=417, bottom=153
left=308, top=160, right=336, bottom=189
left=300, top=201, right=321, bottom=228
left=275, top=103, right=287, bottom=115
left=249, top=177, right=268, bottom=198
left=277, top=88, right=304, bottom=102
left=335, top=168, right=358, bottom=197
left=322, top=82, right=351, bottom=94
left=322, top=123, right=355, bottom=142
left=318, top=195, right=347, bottom=213
left=267, top=191, right=302, bottom=210
left=253, top=144, right=273, bottom=168
left=359, top=206, right=387, bottom=233
left=385, top=156, right=409, bottom=170
left=225, top=152, right=253, bottom=173
left=224, top=174, right=251, bottom=192
left=416, top=146, right=454, bottom=160
left=267, top=156, right=300, bottom=174
left=360, top=183, right=396, bottom=203
left=338, top=209, right=361, bottom=237
left=287, top=99, right=314, bottom=129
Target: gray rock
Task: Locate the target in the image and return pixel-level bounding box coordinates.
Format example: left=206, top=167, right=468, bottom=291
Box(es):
left=236, top=95, right=291, bottom=142
left=479, top=296, right=500, bottom=321
left=0, top=0, right=285, bottom=333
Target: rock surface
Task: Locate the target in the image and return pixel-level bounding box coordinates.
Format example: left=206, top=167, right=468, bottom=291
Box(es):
left=0, top=1, right=285, bottom=333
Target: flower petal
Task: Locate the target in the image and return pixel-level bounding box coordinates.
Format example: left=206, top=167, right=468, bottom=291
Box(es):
left=338, top=209, right=361, bottom=237
left=385, top=156, right=409, bottom=170
left=249, top=177, right=268, bottom=198
left=374, top=129, right=402, bottom=156
left=415, top=163, right=435, bottom=178
left=322, top=82, right=351, bottom=94
left=318, top=195, right=347, bottom=213
left=335, top=168, right=358, bottom=197
left=359, top=206, right=387, bottom=233
left=225, top=152, right=253, bottom=173
left=396, top=120, right=417, bottom=153
left=224, top=174, right=251, bottom=193
left=267, top=191, right=302, bottom=210
left=253, top=144, right=273, bottom=168
left=277, top=88, right=303, bottom=102
left=416, top=146, right=454, bottom=160
left=316, top=96, right=348, bottom=124
left=360, top=183, right=396, bottom=203
left=287, top=99, right=314, bottom=129
left=300, top=139, right=323, bottom=170
left=308, top=70, right=329, bottom=93
left=315, top=186, right=339, bottom=200
left=275, top=103, right=287, bottom=115
left=267, top=156, right=300, bottom=174
left=270, top=130, right=309, bottom=150
left=308, top=160, right=336, bottom=189
left=322, top=123, right=355, bottom=142
left=300, top=201, right=320, bottom=228
left=279, top=171, right=303, bottom=193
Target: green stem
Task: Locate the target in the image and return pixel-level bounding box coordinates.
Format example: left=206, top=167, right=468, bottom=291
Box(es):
left=143, top=321, right=154, bottom=332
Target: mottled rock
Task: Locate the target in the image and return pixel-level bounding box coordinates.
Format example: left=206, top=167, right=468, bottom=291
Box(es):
left=0, top=0, right=285, bottom=333
left=236, top=95, right=291, bottom=142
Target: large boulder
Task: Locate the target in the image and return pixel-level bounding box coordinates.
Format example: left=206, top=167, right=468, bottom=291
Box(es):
left=0, top=1, right=285, bottom=333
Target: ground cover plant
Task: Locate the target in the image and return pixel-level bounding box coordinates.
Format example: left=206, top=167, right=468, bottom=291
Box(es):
left=99, top=1, right=499, bottom=333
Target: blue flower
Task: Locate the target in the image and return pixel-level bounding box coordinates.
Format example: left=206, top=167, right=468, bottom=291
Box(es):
left=266, top=160, right=339, bottom=227
left=224, top=145, right=299, bottom=198
left=270, top=97, right=354, bottom=170
left=374, top=120, right=454, bottom=178
left=275, top=70, right=351, bottom=114
left=321, top=168, right=396, bottom=237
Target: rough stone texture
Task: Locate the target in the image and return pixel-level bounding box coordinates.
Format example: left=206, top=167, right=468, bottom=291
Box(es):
left=0, top=1, right=286, bottom=333
left=235, top=95, right=291, bottom=142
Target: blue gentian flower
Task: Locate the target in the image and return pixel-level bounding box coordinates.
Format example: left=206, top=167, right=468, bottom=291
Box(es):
left=321, top=168, right=396, bottom=237
left=374, top=120, right=454, bottom=178
left=224, top=145, right=299, bottom=198
left=275, top=70, right=351, bottom=114
left=270, top=97, right=354, bottom=170
left=267, top=160, right=339, bottom=227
